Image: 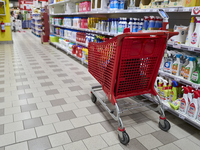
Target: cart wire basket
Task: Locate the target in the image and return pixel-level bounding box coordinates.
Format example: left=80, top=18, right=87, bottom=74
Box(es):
left=88, top=30, right=178, bottom=145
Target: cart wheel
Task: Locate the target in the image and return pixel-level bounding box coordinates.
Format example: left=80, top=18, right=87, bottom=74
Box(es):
left=118, top=131, right=130, bottom=145
left=91, top=92, right=97, bottom=103
left=159, top=119, right=171, bottom=131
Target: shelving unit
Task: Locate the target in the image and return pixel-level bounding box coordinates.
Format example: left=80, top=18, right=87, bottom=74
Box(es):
left=31, top=14, right=42, bottom=37
left=48, top=0, right=200, bottom=130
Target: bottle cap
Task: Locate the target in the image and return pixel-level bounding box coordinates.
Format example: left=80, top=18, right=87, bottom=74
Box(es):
left=172, top=80, right=178, bottom=87
left=182, top=86, right=189, bottom=94
left=193, top=91, right=200, bottom=98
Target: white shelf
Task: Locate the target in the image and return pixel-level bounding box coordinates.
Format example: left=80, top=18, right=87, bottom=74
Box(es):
left=50, top=42, right=88, bottom=65
left=50, top=33, right=88, bottom=47
left=158, top=70, right=200, bottom=89
left=143, top=94, right=200, bottom=130
left=49, top=7, right=193, bottom=16
left=50, top=24, right=117, bottom=36
left=167, top=43, right=200, bottom=53
left=49, top=0, right=70, bottom=6
left=32, top=18, right=41, bottom=20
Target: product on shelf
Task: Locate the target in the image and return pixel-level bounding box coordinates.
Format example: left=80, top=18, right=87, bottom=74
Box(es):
left=191, top=56, right=200, bottom=84
left=185, top=17, right=195, bottom=46
left=188, top=90, right=199, bottom=119
left=179, top=86, right=190, bottom=114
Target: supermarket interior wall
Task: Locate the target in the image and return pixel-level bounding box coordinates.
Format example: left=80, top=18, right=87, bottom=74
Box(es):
left=0, top=0, right=12, bottom=43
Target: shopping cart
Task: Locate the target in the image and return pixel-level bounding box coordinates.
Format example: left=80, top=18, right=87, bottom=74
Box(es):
left=88, top=30, right=178, bottom=145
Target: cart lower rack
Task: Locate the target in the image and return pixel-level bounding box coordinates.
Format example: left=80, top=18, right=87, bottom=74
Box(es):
left=88, top=31, right=178, bottom=145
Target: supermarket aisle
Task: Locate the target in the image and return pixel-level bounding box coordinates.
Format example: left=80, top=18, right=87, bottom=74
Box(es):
left=0, top=30, right=200, bottom=150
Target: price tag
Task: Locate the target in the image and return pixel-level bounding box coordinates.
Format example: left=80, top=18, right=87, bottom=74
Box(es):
left=179, top=114, right=186, bottom=120
left=192, top=84, right=199, bottom=89
left=146, top=9, right=150, bottom=12
left=169, top=8, right=175, bottom=12
left=173, top=41, right=181, bottom=49
left=188, top=47, right=195, bottom=51
left=153, top=9, right=157, bottom=12
left=174, top=77, right=180, bottom=82
left=191, top=7, right=200, bottom=15
left=183, top=8, right=190, bottom=12
left=128, top=10, right=133, bottom=12
left=137, top=9, right=143, bottom=12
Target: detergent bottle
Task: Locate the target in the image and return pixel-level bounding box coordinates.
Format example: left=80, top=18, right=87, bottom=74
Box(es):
left=181, top=55, right=189, bottom=77
left=188, top=90, right=199, bottom=119
left=185, top=17, right=195, bottom=46
left=191, top=56, right=200, bottom=84
left=177, top=83, right=183, bottom=98
left=161, top=79, right=168, bottom=101
left=143, top=16, right=148, bottom=30
left=157, top=77, right=163, bottom=96
left=163, top=51, right=174, bottom=73
left=168, top=79, right=173, bottom=101
left=187, top=86, right=194, bottom=105
left=172, top=54, right=182, bottom=76
left=190, top=17, right=200, bottom=47
left=179, top=87, right=190, bottom=114
left=169, top=80, right=178, bottom=102
left=197, top=90, right=200, bottom=122
left=184, top=56, right=196, bottom=80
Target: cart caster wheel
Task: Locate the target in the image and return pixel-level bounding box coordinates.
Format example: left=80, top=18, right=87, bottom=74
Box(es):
left=91, top=92, right=97, bottom=103
left=118, top=131, right=130, bottom=145
left=159, top=119, right=171, bottom=132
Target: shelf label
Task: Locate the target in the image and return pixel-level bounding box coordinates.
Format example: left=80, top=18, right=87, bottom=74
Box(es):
left=153, top=9, right=157, bottom=12
left=183, top=8, right=190, bottom=12
left=192, top=7, right=200, bottom=15
left=179, top=114, right=186, bottom=120
left=173, top=41, right=181, bottom=49
left=188, top=47, right=195, bottom=51
left=174, top=77, right=180, bottom=82
left=146, top=9, right=150, bottom=12
left=192, top=84, right=199, bottom=89
left=169, top=8, right=175, bottom=12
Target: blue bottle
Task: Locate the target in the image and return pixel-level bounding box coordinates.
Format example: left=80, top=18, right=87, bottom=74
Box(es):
left=120, top=0, right=124, bottom=10
left=143, top=16, right=148, bottom=30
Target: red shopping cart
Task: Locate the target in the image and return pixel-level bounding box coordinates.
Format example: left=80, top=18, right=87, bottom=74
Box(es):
left=88, top=30, right=178, bottom=145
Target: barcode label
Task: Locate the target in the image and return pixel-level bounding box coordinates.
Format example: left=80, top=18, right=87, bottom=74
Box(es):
left=179, top=114, right=186, bottom=120
left=188, top=47, right=195, bottom=51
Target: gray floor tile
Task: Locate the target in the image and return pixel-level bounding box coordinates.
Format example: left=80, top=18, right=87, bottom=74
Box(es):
left=87, top=105, right=104, bottom=114
left=37, top=76, right=49, bottom=80
left=63, top=79, right=74, bottom=84
left=30, top=63, right=39, bottom=65
left=32, top=66, right=42, bottom=69
left=21, top=104, right=37, bottom=112
left=50, top=98, right=66, bottom=106
left=152, top=130, right=178, bottom=145
left=57, top=111, right=76, bottom=121
left=53, top=69, right=63, bottom=72
left=45, top=89, right=59, bottom=95
left=75, top=71, right=85, bottom=75
left=65, top=63, right=73, bottom=66
left=0, top=81, right=4, bottom=84
left=100, top=121, right=115, bottom=132
left=41, top=82, right=54, bottom=87
left=0, top=124, right=3, bottom=135
left=24, top=117, right=43, bottom=129
left=0, top=88, right=4, bottom=93
left=70, top=67, right=78, bottom=70
left=28, top=136, right=51, bottom=150
left=49, top=65, right=58, bottom=68
left=0, top=147, right=4, bottom=150
left=129, top=113, right=150, bottom=124
left=14, top=73, right=25, bottom=76
left=67, top=127, right=90, bottom=142
left=0, top=109, right=4, bottom=116
left=0, top=75, right=4, bottom=78
left=76, top=94, right=90, bottom=101
left=16, top=78, right=27, bottom=82
left=57, top=73, right=68, bottom=77
left=0, top=97, right=4, bottom=103
left=19, top=93, right=33, bottom=100
left=17, top=85, right=30, bottom=90
left=69, top=86, right=82, bottom=91
left=46, top=61, right=54, bottom=64
left=34, top=71, right=45, bottom=74
left=120, top=139, right=147, bottom=150
left=82, top=77, right=93, bottom=81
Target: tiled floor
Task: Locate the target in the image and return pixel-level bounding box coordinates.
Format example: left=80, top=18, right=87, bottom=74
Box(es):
left=0, top=30, right=200, bottom=150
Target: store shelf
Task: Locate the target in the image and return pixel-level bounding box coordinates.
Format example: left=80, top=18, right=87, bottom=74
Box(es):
left=49, top=7, right=193, bottom=16
left=158, top=70, right=200, bottom=89
left=167, top=43, right=200, bottom=53
left=50, top=24, right=117, bottom=36
left=49, top=0, right=70, bottom=6
left=143, top=94, right=200, bottom=130
left=32, top=18, right=41, bottom=20
left=49, top=41, right=88, bottom=65
left=50, top=33, right=88, bottom=47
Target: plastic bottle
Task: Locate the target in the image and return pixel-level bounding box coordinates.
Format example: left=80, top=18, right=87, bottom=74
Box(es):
left=148, top=16, right=155, bottom=30
left=177, top=83, right=183, bottom=98
left=118, top=18, right=123, bottom=34
left=169, top=80, right=178, bottom=102
left=179, top=87, right=190, bottom=114
left=120, top=0, right=124, bottom=9
left=110, top=19, right=114, bottom=33
left=168, top=79, right=172, bottom=101
left=185, top=17, right=195, bottom=46
left=188, top=90, right=200, bottom=119
left=154, top=16, right=160, bottom=28
left=196, top=90, right=200, bottom=122
left=123, top=18, right=127, bottom=32
left=187, top=86, right=194, bottom=105
left=172, top=54, right=182, bottom=76
left=138, top=19, right=144, bottom=31
left=181, top=55, right=189, bottom=77
left=163, top=51, right=174, bottom=73
left=143, top=16, right=148, bottom=30
left=114, top=0, right=119, bottom=10
left=114, top=19, right=118, bottom=34
left=190, top=17, right=200, bottom=47
left=110, top=0, right=114, bottom=10
left=132, top=18, right=137, bottom=32
left=157, top=77, right=163, bottom=96
left=184, top=56, right=196, bottom=80
left=191, top=57, right=200, bottom=84
left=161, top=79, right=168, bottom=101
left=128, top=18, right=133, bottom=32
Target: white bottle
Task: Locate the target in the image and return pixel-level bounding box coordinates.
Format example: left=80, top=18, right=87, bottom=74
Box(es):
left=184, top=57, right=196, bottom=80
left=128, top=18, right=133, bottom=32
left=123, top=18, right=127, bottom=31
left=190, top=17, right=200, bottom=47
left=187, top=86, right=193, bottom=105
left=185, top=17, right=195, bottom=46
left=179, top=87, right=190, bottom=114
left=111, top=19, right=114, bottom=33
left=118, top=18, right=123, bottom=34
left=196, top=90, right=200, bottom=121
left=172, top=54, right=182, bottom=76
left=188, top=91, right=199, bottom=119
